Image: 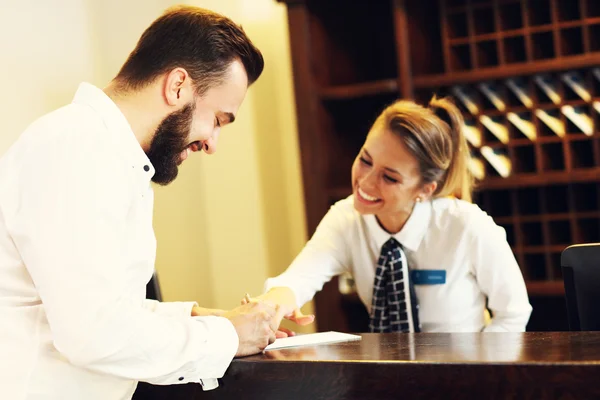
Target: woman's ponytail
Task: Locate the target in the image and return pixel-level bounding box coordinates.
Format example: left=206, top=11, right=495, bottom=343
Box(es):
left=428, top=96, right=473, bottom=202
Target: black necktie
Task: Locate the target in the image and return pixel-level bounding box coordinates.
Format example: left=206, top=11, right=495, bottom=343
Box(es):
left=369, top=238, right=421, bottom=333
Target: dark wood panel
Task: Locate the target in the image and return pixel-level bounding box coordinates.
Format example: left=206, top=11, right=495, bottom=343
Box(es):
left=479, top=168, right=600, bottom=189
left=414, top=53, right=600, bottom=87
left=284, top=3, right=348, bottom=333
left=318, top=79, right=398, bottom=100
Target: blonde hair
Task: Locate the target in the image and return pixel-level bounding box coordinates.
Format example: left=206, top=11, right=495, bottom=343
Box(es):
left=373, top=96, right=473, bottom=202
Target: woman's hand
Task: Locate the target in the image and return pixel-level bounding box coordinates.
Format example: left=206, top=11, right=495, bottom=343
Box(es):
left=284, top=308, right=315, bottom=326
left=241, top=290, right=315, bottom=337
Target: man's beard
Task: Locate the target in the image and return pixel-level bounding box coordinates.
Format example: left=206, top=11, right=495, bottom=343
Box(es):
left=146, top=103, right=195, bottom=186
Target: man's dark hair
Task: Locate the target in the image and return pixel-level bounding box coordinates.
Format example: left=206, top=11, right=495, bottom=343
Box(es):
left=115, top=5, right=264, bottom=94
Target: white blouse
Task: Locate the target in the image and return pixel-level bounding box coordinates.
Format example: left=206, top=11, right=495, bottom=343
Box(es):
left=266, top=196, right=532, bottom=332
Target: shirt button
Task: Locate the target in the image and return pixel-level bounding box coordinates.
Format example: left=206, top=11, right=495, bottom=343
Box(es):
left=178, top=377, right=184, bottom=381
left=143, top=165, right=150, bottom=172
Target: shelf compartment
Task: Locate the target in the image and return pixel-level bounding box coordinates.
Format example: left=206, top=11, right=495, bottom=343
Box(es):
left=569, top=139, right=596, bottom=169
left=548, top=220, right=572, bottom=245
left=590, top=24, right=600, bottom=53
left=449, top=44, right=473, bottom=71
left=473, top=6, right=496, bottom=35
left=522, top=221, right=544, bottom=246
left=586, top=0, right=600, bottom=18
left=516, top=187, right=541, bottom=215
left=483, top=152, right=507, bottom=178
left=482, top=122, right=510, bottom=148
left=524, top=253, right=548, bottom=280
left=504, top=78, right=530, bottom=107
left=540, top=142, right=565, bottom=171
left=559, top=27, right=585, bottom=57
left=563, top=104, right=594, bottom=134
left=531, top=31, right=555, bottom=60
left=309, top=0, right=398, bottom=86
left=508, top=111, right=536, bottom=140
left=499, top=2, right=524, bottom=31
left=543, top=185, right=570, bottom=213
left=571, top=182, right=600, bottom=211
left=534, top=78, right=561, bottom=106
left=591, top=68, right=600, bottom=95
left=526, top=0, right=553, bottom=26
left=575, top=217, right=600, bottom=243
left=561, top=70, right=591, bottom=101
left=482, top=189, right=514, bottom=216
left=504, top=36, right=528, bottom=63
left=447, top=11, right=469, bottom=38
left=477, top=81, right=506, bottom=111
left=511, top=144, right=537, bottom=173
left=556, top=0, right=581, bottom=22
left=476, top=40, right=500, bottom=68
left=535, top=107, right=565, bottom=137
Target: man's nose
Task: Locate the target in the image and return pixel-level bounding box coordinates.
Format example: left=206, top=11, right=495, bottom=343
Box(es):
left=202, top=130, right=220, bottom=154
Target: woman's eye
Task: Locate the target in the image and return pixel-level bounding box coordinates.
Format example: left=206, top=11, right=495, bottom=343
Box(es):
left=359, top=157, right=372, bottom=166
left=384, top=175, right=398, bottom=183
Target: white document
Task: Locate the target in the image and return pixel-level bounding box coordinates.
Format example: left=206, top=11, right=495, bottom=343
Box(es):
left=264, top=331, right=362, bottom=351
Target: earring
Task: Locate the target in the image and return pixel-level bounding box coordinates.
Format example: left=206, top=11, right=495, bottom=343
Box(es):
left=416, top=197, right=422, bottom=203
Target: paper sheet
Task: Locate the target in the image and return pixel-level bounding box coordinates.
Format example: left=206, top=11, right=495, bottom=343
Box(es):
left=264, top=331, right=361, bottom=351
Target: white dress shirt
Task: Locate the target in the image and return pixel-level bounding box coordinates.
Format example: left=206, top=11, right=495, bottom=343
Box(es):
left=266, top=196, right=532, bottom=332
left=0, top=83, right=238, bottom=400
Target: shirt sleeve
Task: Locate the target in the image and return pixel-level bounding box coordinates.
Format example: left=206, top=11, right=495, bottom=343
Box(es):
left=142, top=299, right=197, bottom=318
left=469, top=213, right=532, bottom=332
left=265, top=201, right=352, bottom=308
left=7, top=131, right=238, bottom=384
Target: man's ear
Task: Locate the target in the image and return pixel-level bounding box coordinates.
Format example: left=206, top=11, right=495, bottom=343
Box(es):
left=164, top=68, right=192, bottom=106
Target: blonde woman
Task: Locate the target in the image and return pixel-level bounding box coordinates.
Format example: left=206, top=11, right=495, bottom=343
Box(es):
left=251, top=97, right=532, bottom=333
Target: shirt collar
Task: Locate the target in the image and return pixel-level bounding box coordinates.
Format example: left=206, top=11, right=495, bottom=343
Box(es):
left=364, top=200, right=432, bottom=252
left=72, top=82, right=155, bottom=181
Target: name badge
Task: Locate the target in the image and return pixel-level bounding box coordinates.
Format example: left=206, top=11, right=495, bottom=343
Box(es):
left=410, top=270, right=446, bottom=285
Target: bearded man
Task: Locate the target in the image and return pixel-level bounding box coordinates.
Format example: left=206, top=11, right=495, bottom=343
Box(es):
left=0, top=6, right=281, bottom=400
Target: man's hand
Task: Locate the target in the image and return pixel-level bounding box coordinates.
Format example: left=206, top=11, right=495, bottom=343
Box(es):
left=222, top=301, right=278, bottom=357
left=190, top=306, right=226, bottom=317
left=241, top=289, right=315, bottom=338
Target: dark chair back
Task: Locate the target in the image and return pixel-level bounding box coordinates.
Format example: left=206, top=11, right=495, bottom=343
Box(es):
left=562, top=243, right=600, bottom=331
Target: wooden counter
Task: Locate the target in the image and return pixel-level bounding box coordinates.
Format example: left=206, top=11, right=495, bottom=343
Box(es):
left=134, top=332, right=600, bottom=399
